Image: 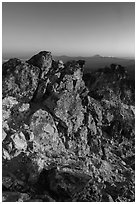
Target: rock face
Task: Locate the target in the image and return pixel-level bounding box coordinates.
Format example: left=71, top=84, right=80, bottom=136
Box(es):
left=2, top=51, right=135, bottom=201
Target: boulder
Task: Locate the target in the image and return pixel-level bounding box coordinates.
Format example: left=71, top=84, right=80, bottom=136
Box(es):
left=27, top=51, right=52, bottom=77
left=2, top=59, right=40, bottom=102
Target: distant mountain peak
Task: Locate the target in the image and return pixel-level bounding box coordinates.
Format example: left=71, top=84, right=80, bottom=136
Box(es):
left=92, top=54, right=103, bottom=58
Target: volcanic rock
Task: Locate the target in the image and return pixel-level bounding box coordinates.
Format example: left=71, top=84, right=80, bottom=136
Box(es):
left=27, top=51, right=52, bottom=75
left=2, top=59, right=40, bottom=102
left=2, top=51, right=135, bottom=201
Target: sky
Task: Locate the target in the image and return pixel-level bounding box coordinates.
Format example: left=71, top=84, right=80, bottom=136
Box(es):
left=2, top=2, right=135, bottom=59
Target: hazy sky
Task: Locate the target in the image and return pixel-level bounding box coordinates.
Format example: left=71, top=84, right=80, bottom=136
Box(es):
left=2, top=2, right=135, bottom=59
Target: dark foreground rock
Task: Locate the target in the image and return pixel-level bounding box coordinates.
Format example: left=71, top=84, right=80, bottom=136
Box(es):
left=2, top=51, right=135, bottom=201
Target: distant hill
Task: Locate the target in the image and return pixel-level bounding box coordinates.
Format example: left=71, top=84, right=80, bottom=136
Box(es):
left=54, top=55, right=135, bottom=80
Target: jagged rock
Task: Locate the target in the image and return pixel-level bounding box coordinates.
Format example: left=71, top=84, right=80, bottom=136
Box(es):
left=27, top=51, right=52, bottom=76
left=84, top=64, right=134, bottom=105
left=29, top=109, right=66, bottom=169
left=2, top=176, right=13, bottom=189
left=2, top=96, right=31, bottom=158
left=2, top=51, right=135, bottom=201
left=36, top=167, right=91, bottom=201
left=2, top=59, right=40, bottom=102
left=58, top=60, right=64, bottom=69
left=2, top=192, right=30, bottom=202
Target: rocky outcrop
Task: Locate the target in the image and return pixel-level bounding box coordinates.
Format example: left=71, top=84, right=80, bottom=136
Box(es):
left=2, top=51, right=135, bottom=201
left=83, top=64, right=134, bottom=105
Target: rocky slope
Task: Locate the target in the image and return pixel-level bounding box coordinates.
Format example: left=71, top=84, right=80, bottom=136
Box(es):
left=2, top=51, right=135, bottom=202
